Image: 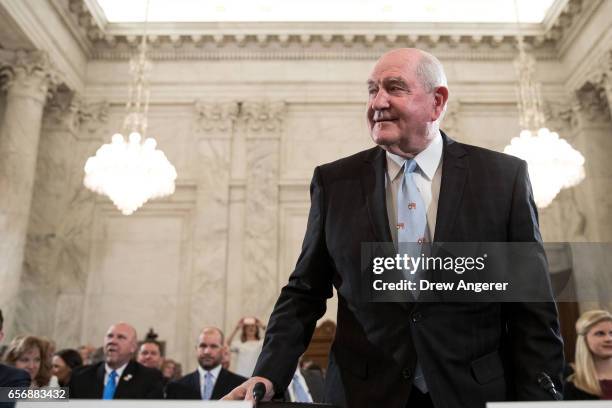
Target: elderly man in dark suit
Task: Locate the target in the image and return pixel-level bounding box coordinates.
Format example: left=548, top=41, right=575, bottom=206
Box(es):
left=69, top=322, right=163, bottom=399
left=166, top=327, right=246, bottom=400
left=223, top=48, right=564, bottom=408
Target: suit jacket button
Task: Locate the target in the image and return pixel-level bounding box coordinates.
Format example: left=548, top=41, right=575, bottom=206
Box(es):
left=411, top=312, right=422, bottom=323
left=402, top=368, right=412, bottom=379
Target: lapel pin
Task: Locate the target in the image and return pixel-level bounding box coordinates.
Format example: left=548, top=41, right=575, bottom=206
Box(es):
left=123, top=374, right=133, bottom=382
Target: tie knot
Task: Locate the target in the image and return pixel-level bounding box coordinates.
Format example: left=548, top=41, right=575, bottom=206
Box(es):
left=404, top=159, right=418, bottom=174
left=109, top=370, right=117, bottom=379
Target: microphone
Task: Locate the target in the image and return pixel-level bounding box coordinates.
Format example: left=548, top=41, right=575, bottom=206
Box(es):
left=537, top=372, right=562, bottom=401
left=252, top=382, right=266, bottom=404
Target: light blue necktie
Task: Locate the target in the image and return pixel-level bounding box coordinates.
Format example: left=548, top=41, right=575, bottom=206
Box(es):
left=397, top=159, right=429, bottom=394
left=102, top=370, right=117, bottom=400
left=202, top=371, right=214, bottom=400
left=292, top=373, right=313, bottom=402
left=397, top=159, right=428, bottom=254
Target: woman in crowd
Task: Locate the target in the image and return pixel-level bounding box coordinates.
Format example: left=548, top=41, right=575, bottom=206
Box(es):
left=565, top=309, right=612, bottom=400
left=3, top=336, right=52, bottom=388
left=51, top=349, right=83, bottom=387
left=161, top=358, right=181, bottom=383
left=227, top=316, right=266, bottom=377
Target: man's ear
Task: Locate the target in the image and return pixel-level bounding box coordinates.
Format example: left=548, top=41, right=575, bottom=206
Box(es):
left=432, top=86, right=449, bottom=121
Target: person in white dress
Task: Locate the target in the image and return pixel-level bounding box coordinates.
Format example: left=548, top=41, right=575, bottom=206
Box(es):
left=226, top=317, right=266, bottom=378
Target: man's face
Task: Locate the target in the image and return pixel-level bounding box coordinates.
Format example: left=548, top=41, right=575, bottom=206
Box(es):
left=104, top=324, right=137, bottom=368
left=366, top=51, right=440, bottom=156
left=196, top=331, right=224, bottom=370
left=137, top=342, right=162, bottom=369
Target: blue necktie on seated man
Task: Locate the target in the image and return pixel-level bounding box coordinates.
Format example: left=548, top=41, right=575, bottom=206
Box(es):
left=202, top=371, right=214, bottom=400
left=102, top=370, right=117, bottom=400
left=292, top=372, right=313, bottom=403
left=397, top=159, right=430, bottom=394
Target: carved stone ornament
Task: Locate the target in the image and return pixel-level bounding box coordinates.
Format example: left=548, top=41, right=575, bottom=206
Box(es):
left=44, top=92, right=110, bottom=136
left=242, top=100, right=286, bottom=132
left=574, top=82, right=611, bottom=124
left=194, top=100, right=240, bottom=132
left=441, top=100, right=461, bottom=138
left=0, top=50, right=63, bottom=102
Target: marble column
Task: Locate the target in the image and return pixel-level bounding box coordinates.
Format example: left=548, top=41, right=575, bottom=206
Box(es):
left=569, top=83, right=612, bottom=313
left=0, top=51, right=60, bottom=337
left=189, top=101, right=238, bottom=359
left=53, top=101, right=110, bottom=349
left=242, top=101, right=286, bottom=319
left=14, top=93, right=106, bottom=346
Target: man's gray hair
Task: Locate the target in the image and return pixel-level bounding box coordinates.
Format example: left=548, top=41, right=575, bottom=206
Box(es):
left=415, top=51, right=448, bottom=93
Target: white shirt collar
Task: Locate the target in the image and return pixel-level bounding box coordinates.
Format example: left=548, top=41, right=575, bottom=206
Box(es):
left=386, top=131, right=443, bottom=181
left=197, top=364, right=222, bottom=381
left=105, top=362, right=128, bottom=379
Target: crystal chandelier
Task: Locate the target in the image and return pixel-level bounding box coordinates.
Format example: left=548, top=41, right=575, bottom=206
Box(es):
left=84, top=1, right=176, bottom=215
left=503, top=1, right=584, bottom=208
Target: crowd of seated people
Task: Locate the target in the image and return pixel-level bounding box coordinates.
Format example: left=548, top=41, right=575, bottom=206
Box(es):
left=0, top=311, right=326, bottom=402
left=5, top=308, right=611, bottom=402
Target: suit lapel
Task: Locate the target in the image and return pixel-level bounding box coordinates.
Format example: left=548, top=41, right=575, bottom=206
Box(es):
left=361, top=147, right=393, bottom=245
left=95, top=363, right=105, bottom=398
left=189, top=371, right=201, bottom=399
left=434, top=132, right=467, bottom=242
left=210, top=369, right=226, bottom=400
left=114, top=361, right=136, bottom=398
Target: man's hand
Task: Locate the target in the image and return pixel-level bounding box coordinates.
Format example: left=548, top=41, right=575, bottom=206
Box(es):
left=222, top=376, right=275, bottom=402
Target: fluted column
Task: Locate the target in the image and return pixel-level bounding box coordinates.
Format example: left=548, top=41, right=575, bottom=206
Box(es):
left=0, top=51, right=60, bottom=336
left=242, top=101, right=286, bottom=319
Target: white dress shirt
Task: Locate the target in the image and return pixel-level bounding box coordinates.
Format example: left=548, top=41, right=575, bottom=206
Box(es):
left=104, top=362, right=128, bottom=386
left=197, top=364, right=222, bottom=398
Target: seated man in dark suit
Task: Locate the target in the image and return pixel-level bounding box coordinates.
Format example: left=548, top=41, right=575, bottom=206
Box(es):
left=285, top=366, right=325, bottom=403
left=166, top=327, right=246, bottom=400
left=69, top=322, right=163, bottom=399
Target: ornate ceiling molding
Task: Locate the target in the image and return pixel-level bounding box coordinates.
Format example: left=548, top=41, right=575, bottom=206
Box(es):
left=55, top=0, right=587, bottom=61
